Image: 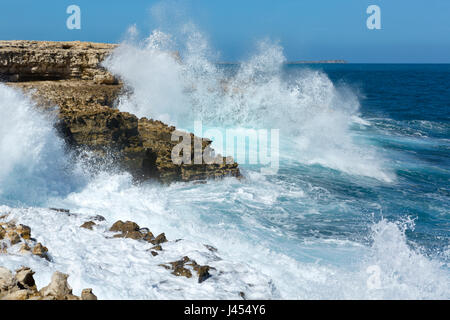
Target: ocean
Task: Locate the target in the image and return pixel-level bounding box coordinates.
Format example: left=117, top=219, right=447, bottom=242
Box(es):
left=0, top=35, right=449, bottom=299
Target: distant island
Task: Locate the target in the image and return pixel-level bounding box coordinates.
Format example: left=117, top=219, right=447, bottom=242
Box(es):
left=288, top=60, right=347, bottom=64
left=216, top=60, right=347, bottom=65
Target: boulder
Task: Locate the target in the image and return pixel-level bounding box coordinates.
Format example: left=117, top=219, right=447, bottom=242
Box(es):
left=81, top=288, right=98, bottom=300
left=80, top=221, right=96, bottom=230
left=40, top=272, right=73, bottom=299
left=161, top=256, right=212, bottom=283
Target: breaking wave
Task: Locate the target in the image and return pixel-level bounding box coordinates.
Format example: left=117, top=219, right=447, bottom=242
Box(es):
left=104, top=26, right=393, bottom=181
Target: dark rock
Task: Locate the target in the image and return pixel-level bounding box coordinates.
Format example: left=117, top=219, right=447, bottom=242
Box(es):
left=204, top=244, right=218, bottom=252
left=162, top=256, right=213, bottom=283
left=81, top=288, right=97, bottom=300
left=90, top=215, right=106, bottom=222
left=196, top=266, right=211, bottom=284
left=32, top=243, right=49, bottom=260
left=49, top=208, right=70, bottom=213
left=152, top=233, right=168, bottom=245
left=16, top=225, right=31, bottom=240
left=124, top=230, right=144, bottom=240
left=143, top=232, right=155, bottom=243
left=80, top=221, right=96, bottom=230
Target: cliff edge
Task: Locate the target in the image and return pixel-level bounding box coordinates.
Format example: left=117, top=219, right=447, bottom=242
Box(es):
left=0, top=40, right=240, bottom=183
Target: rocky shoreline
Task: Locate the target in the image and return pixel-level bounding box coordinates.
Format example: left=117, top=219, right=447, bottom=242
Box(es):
left=0, top=40, right=248, bottom=300
left=0, top=207, right=253, bottom=300
left=0, top=40, right=240, bottom=183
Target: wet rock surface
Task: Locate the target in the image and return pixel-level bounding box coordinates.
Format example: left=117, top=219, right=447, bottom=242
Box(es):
left=109, top=220, right=167, bottom=245
left=0, top=221, right=50, bottom=260
left=108, top=220, right=213, bottom=283
left=160, top=256, right=213, bottom=283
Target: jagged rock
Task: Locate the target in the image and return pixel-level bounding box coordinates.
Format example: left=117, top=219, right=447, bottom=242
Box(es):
left=150, top=245, right=162, bottom=251
left=196, top=266, right=211, bottom=284
left=40, top=272, right=73, bottom=299
left=110, top=220, right=144, bottom=240
left=81, top=288, right=98, bottom=300
left=32, top=243, right=49, bottom=260
left=150, top=251, right=158, bottom=257
left=15, top=267, right=36, bottom=290
left=6, top=231, right=20, bottom=245
left=161, top=256, right=212, bottom=283
left=19, top=243, right=31, bottom=254
left=112, top=220, right=139, bottom=233
left=16, top=224, right=31, bottom=240
left=90, top=215, right=106, bottom=222
left=153, top=233, right=168, bottom=245
left=109, top=220, right=162, bottom=243
left=1, top=40, right=241, bottom=184
left=0, top=221, right=50, bottom=260
left=0, top=267, right=98, bottom=300
left=80, top=221, right=96, bottom=230
left=0, top=267, right=15, bottom=291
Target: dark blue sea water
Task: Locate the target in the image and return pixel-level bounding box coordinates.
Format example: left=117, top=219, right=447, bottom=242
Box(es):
left=291, top=64, right=450, bottom=254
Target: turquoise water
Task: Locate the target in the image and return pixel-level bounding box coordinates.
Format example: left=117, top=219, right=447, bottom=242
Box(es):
left=1, top=47, right=449, bottom=298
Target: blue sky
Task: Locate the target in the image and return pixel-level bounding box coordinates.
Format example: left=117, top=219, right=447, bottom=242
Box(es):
left=1, top=0, right=449, bottom=62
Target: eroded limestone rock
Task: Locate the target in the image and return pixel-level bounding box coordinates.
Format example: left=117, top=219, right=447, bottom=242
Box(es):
left=0, top=267, right=98, bottom=300
left=0, top=221, right=50, bottom=260
left=0, top=40, right=117, bottom=82
left=1, top=40, right=241, bottom=184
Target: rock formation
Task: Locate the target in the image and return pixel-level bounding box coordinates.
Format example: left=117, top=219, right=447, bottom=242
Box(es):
left=0, top=266, right=97, bottom=300
left=0, top=40, right=117, bottom=82
left=108, top=220, right=168, bottom=245
left=159, top=256, right=212, bottom=283
left=0, top=220, right=50, bottom=260
left=0, top=40, right=240, bottom=183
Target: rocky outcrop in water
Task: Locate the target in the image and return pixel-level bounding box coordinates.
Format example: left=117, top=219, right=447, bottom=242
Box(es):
left=0, top=220, right=50, bottom=260
left=0, top=266, right=97, bottom=300
left=159, top=256, right=212, bottom=283
left=1, top=40, right=240, bottom=183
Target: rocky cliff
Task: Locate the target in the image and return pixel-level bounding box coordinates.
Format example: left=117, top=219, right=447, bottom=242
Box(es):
left=1, top=40, right=240, bottom=183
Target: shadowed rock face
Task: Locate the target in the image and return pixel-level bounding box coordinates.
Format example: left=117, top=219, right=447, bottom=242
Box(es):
left=1, top=40, right=240, bottom=183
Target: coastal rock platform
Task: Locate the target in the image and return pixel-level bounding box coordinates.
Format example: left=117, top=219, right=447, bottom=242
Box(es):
left=0, top=40, right=240, bottom=183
